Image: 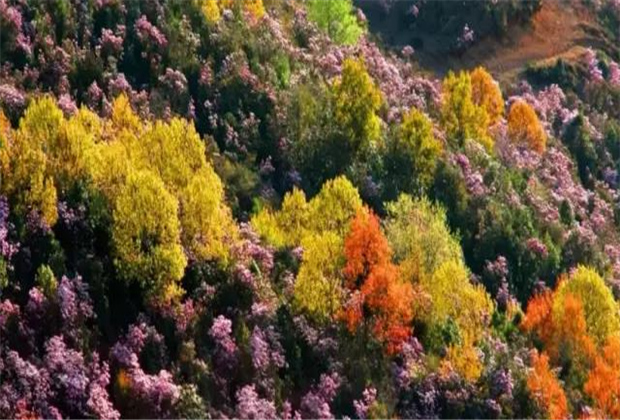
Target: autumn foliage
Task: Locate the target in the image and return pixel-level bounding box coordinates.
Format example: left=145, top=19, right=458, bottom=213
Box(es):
left=585, top=336, right=620, bottom=418
left=470, top=67, right=505, bottom=126
left=522, top=284, right=596, bottom=364
left=527, top=351, right=569, bottom=420
left=341, top=208, right=415, bottom=354
left=507, top=99, right=547, bottom=154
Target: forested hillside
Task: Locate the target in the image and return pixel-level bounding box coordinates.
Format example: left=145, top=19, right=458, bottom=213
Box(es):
left=2, top=0, right=620, bottom=418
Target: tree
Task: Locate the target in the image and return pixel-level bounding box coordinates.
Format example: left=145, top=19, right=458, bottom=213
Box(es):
left=385, top=108, right=442, bottom=196
left=112, top=170, right=187, bottom=301
left=180, top=168, right=236, bottom=263
left=385, top=194, right=462, bottom=283
left=356, top=262, right=415, bottom=354
left=332, top=58, right=383, bottom=155
left=563, top=113, right=598, bottom=187
left=307, top=175, right=363, bottom=239
left=507, top=99, right=547, bottom=154
left=341, top=209, right=415, bottom=353
left=1, top=96, right=63, bottom=226
left=521, top=288, right=555, bottom=348
left=527, top=351, right=569, bottom=420
left=202, top=0, right=221, bottom=23
left=138, top=118, right=209, bottom=194
left=441, top=71, right=492, bottom=151
left=307, top=0, right=365, bottom=45
left=293, top=231, right=344, bottom=321
left=252, top=176, right=362, bottom=248
left=421, top=260, right=493, bottom=345
left=470, top=67, right=504, bottom=126
left=553, top=266, right=620, bottom=347
left=343, top=208, right=390, bottom=286
left=585, top=335, right=620, bottom=419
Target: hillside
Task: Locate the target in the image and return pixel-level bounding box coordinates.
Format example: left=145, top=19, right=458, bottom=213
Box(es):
left=2, top=0, right=620, bottom=418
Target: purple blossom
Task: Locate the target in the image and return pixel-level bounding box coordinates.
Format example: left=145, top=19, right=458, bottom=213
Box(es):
left=401, top=45, right=414, bottom=58
left=234, top=223, right=275, bottom=277
left=457, top=24, right=475, bottom=48
left=250, top=326, right=271, bottom=372
left=100, top=28, right=124, bottom=55
left=85, top=81, right=103, bottom=108
left=209, top=315, right=238, bottom=374
left=0, top=84, right=26, bottom=114
left=159, top=67, right=188, bottom=93
left=0, top=197, right=18, bottom=262
left=57, top=94, right=77, bottom=116
left=134, top=15, right=167, bottom=49
left=584, top=48, right=603, bottom=83
left=451, top=153, right=487, bottom=196
left=108, top=73, right=131, bottom=97
left=235, top=385, right=277, bottom=419
left=353, top=387, right=377, bottom=419
left=485, top=256, right=509, bottom=280
left=110, top=323, right=179, bottom=417
left=609, top=61, right=620, bottom=86
left=526, top=237, right=548, bottom=258
left=44, top=336, right=119, bottom=418
left=300, top=372, right=341, bottom=419
left=393, top=337, right=425, bottom=389
left=491, top=369, right=513, bottom=399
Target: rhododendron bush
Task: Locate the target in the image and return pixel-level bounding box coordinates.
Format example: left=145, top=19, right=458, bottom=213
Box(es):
left=2, top=0, right=620, bottom=418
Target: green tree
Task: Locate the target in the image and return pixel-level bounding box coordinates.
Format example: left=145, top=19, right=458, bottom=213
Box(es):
left=385, top=108, right=442, bottom=197
left=385, top=194, right=462, bottom=283
left=307, top=0, right=365, bottom=45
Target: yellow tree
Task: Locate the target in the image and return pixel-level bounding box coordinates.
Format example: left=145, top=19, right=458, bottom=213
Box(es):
left=507, top=99, right=547, bottom=154
left=293, top=231, right=345, bottom=321
left=180, top=168, right=236, bottom=263
left=1, top=96, right=63, bottom=226
left=422, top=260, right=494, bottom=345
left=307, top=175, right=363, bottom=238
left=441, top=71, right=493, bottom=151
left=553, top=266, right=620, bottom=347
left=202, top=0, right=221, bottom=23
left=91, top=97, right=236, bottom=266
left=252, top=176, right=361, bottom=248
left=332, top=58, right=383, bottom=154
left=112, top=170, right=187, bottom=301
left=470, top=67, right=504, bottom=126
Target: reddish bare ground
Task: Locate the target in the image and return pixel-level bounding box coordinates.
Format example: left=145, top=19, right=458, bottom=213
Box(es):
left=411, top=1, right=607, bottom=83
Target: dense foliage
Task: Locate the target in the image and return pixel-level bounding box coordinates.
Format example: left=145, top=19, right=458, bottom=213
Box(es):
left=2, top=0, right=620, bottom=418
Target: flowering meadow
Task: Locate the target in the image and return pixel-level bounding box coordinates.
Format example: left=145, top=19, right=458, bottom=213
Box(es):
left=2, top=0, right=620, bottom=418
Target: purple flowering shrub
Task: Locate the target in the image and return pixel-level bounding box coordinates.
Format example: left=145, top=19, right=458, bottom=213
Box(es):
left=2, top=0, right=620, bottom=418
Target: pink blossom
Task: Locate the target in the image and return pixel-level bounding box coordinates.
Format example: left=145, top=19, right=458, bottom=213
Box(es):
left=235, top=385, right=277, bottom=419
left=609, top=61, right=620, bottom=86
left=584, top=48, right=603, bottom=83
left=134, top=15, right=167, bottom=49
